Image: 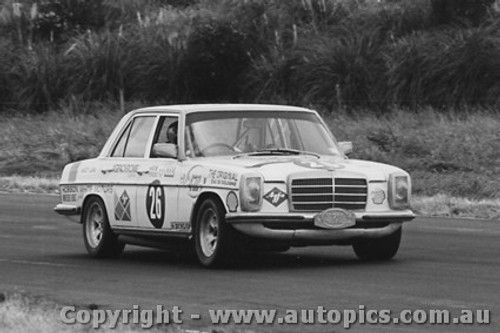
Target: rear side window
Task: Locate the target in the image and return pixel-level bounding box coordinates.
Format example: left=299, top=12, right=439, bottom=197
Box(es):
left=111, top=116, right=156, bottom=158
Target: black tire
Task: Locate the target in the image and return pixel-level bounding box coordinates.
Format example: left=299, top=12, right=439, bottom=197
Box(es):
left=194, top=198, right=239, bottom=267
left=352, top=226, right=402, bottom=261
left=82, top=196, right=125, bottom=259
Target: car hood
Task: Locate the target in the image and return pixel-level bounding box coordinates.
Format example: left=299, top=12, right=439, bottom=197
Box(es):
left=196, top=155, right=404, bottom=182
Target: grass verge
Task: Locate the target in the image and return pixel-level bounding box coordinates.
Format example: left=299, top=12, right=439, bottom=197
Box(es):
left=1, top=105, right=499, bottom=220
left=1, top=175, right=499, bottom=220
left=0, top=292, right=235, bottom=333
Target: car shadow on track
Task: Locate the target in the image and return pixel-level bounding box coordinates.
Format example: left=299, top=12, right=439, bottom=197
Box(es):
left=67, top=245, right=401, bottom=271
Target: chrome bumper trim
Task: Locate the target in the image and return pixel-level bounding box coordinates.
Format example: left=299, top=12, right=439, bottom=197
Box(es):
left=232, top=222, right=403, bottom=241
left=226, top=210, right=415, bottom=224
left=54, top=204, right=81, bottom=216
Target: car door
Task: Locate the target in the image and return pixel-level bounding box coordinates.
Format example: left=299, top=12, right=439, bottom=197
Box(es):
left=134, top=116, right=185, bottom=232
left=102, top=115, right=157, bottom=230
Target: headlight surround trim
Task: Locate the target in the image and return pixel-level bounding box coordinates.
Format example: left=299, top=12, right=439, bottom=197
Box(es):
left=240, top=173, right=264, bottom=212
left=389, top=173, right=411, bottom=210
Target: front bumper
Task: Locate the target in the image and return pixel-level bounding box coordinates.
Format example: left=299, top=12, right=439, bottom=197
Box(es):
left=226, top=210, right=415, bottom=224
left=54, top=204, right=81, bottom=216
left=226, top=210, right=414, bottom=242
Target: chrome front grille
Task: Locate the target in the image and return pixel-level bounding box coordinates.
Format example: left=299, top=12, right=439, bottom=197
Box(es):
left=290, top=177, right=367, bottom=211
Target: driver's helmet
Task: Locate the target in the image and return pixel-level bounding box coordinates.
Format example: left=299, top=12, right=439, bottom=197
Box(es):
left=167, top=121, right=178, bottom=145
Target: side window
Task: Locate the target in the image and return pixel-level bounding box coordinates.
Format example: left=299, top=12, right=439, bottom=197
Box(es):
left=111, top=123, right=132, bottom=157
left=153, top=116, right=178, bottom=145
left=150, top=116, right=178, bottom=158
left=111, top=116, right=156, bottom=158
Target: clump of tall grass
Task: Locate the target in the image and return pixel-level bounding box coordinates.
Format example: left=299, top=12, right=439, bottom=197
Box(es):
left=385, top=24, right=500, bottom=109
left=63, top=31, right=127, bottom=101
left=10, top=43, right=69, bottom=112
left=289, top=26, right=388, bottom=110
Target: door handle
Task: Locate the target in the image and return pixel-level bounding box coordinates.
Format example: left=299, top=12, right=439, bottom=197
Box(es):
left=101, top=168, right=114, bottom=174
left=136, top=169, right=150, bottom=176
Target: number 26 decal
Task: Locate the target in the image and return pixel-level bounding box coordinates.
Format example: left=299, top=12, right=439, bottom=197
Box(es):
left=146, top=180, right=165, bottom=228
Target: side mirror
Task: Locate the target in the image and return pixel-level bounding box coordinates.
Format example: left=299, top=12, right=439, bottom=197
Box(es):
left=152, top=143, right=177, bottom=158
left=338, top=141, right=353, bottom=155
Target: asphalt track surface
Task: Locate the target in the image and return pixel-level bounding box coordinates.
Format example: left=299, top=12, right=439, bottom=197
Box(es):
left=0, top=193, right=498, bottom=333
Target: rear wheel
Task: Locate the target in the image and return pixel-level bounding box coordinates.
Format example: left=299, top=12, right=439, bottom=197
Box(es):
left=352, top=227, right=402, bottom=261
left=194, top=198, right=238, bottom=267
left=83, top=197, right=125, bottom=258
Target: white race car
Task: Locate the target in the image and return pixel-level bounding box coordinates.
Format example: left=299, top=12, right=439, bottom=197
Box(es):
left=55, top=104, right=415, bottom=267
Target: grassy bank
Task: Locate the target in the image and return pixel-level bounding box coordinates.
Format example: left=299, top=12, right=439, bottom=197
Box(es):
left=1, top=105, right=499, bottom=219
left=0, top=292, right=222, bottom=333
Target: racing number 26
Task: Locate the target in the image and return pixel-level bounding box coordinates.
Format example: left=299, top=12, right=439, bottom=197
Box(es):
left=148, top=187, right=162, bottom=219
left=146, top=181, right=165, bottom=228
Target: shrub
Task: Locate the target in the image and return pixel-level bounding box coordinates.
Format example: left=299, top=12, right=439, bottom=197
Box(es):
left=287, top=26, right=388, bottom=110
left=182, top=19, right=252, bottom=101
left=347, top=0, right=432, bottom=38
left=63, top=31, right=127, bottom=101
left=0, top=38, right=17, bottom=111
left=32, top=0, right=108, bottom=42
left=431, top=0, right=496, bottom=25
left=385, top=25, right=500, bottom=109
left=10, top=43, right=69, bottom=112
left=122, top=24, right=187, bottom=102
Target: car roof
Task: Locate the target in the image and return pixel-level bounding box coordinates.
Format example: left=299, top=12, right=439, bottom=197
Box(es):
left=128, top=104, right=315, bottom=116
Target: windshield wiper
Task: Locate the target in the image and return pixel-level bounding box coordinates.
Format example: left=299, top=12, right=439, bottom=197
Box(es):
left=234, top=148, right=320, bottom=159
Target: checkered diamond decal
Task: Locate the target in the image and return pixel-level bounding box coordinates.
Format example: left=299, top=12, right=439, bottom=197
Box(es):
left=264, top=187, right=288, bottom=207
left=114, top=190, right=131, bottom=221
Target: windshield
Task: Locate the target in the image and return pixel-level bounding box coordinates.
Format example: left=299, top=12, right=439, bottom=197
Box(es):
left=185, top=110, right=341, bottom=157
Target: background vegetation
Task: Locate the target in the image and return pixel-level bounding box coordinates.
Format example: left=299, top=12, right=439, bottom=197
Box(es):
left=1, top=0, right=500, bottom=205
left=1, top=0, right=500, bottom=112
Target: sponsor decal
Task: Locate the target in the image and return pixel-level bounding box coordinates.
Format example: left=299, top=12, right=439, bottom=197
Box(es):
left=159, top=167, right=175, bottom=178
left=208, top=169, right=238, bottom=187
left=226, top=191, right=238, bottom=212
left=114, top=190, right=131, bottom=221
left=147, top=166, right=176, bottom=178
left=184, top=165, right=206, bottom=197
left=146, top=180, right=165, bottom=228
left=371, top=188, right=386, bottom=205
left=183, top=166, right=239, bottom=197
left=61, top=185, right=78, bottom=203
left=61, top=185, right=92, bottom=202
left=171, top=222, right=190, bottom=232
left=112, top=164, right=139, bottom=173
left=61, top=185, right=78, bottom=194
left=62, top=194, right=77, bottom=202
left=294, top=160, right=343, bottom=171
left=263, top=187, right=288, bottom=207
left=93, top=185, right=113, bottom=194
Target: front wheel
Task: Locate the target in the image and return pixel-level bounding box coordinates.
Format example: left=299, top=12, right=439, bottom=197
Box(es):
left=352, top=227, right=402, bottom=261
left=194, top=198, right=238, bottom=267
left=83, top=197, right=125, bottom=258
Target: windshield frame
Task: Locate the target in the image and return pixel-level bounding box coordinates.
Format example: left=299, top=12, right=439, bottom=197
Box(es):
left=184, top=110, right=342, bottom=158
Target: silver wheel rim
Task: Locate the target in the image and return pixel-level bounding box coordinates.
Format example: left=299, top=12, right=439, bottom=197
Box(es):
left=199, top=208, right=218, bottom=258
left=85, top=202, right=104, bottom=249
